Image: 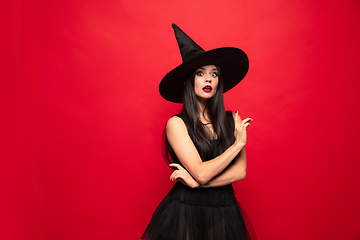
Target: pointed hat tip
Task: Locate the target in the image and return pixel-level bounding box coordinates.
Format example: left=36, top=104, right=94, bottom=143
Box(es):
left=172, top=23, right=178, bottom=29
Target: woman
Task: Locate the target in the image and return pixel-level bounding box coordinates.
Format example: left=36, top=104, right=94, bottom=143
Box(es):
left=142, top=24, right=257, bottom=240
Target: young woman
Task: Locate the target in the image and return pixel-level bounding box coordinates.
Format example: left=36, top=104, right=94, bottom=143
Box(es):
left=142, top=24, right=257, bottom=240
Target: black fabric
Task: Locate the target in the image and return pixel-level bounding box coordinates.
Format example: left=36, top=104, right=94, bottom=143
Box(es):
left=159, top=24, right=249, bottom=103
left=141, top=111, right=256, bottom=240
left=169, top=111, right=234, bottom=163
left=172, top=24, right=205, bottom=62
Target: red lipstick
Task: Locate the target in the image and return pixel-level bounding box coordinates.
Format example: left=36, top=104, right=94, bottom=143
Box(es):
left=202, top=85, right=212, bottom=93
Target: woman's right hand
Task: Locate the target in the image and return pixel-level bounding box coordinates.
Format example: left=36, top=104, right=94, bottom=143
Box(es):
left=233, top=111, right=253, bottom=148
left=169, top=163, right=199, bottom=188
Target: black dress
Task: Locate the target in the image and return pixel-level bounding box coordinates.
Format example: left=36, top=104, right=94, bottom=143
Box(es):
left=142, top=112, right=257, bottom=240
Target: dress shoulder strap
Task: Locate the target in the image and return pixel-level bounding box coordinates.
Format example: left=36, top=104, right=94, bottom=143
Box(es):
left=175, top=112, right=192, bottom=128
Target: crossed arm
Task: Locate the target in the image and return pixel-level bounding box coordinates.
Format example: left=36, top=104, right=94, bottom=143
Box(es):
left=167, top=112, right=252, bottom=188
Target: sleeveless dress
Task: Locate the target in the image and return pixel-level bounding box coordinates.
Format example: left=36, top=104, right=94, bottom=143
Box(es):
left=141, top=111, right=257, bottom=240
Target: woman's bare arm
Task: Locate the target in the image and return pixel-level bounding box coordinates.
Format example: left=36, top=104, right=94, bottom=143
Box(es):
left=166, top=112, right=251, bottom=185
left=170, top=148, right=246, bottom=188
left=202, top=148, right=247, bottom=187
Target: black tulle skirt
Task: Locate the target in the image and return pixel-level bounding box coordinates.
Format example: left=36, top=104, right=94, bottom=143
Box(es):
left=142, top=182, right=257, bottom=240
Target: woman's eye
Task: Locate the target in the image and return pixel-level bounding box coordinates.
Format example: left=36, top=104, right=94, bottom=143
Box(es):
left=196, top=71, right=203, bottom=77
left=211, top=72, right=218, bottom=77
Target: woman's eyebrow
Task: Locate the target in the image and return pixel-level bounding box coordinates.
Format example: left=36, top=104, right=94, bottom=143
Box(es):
left=197, top=67, right=218, bottom=71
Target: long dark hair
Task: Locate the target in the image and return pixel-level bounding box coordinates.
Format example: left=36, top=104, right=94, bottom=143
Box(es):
left=163, top=65, right=235, bottom=165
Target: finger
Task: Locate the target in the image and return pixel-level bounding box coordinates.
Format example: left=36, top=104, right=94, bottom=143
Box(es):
left=177, top=165, right=188, bottom=173
left=169, top=163, right=184, bottom=170
left=176, top=164, right=185, bottom=171
left=170, top=171, right=174, bottom=181
left=170, top=171, right=178, bottom=181
left=234, top=112, right=242, bottom=127
left=242, top=118, right=253, bottom=124
left=175, top=174, right=183, bottom=181
left=244, top=122, right=251, bottom=129
left=237, top=111, right=243, bottom=121
left=172, top=172, right=179, bottom=181
left=169, top=163, right=180, bottom=170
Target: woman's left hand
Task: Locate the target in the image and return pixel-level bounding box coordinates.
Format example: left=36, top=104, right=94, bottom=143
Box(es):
left=169, top=163, right=198, bottom=188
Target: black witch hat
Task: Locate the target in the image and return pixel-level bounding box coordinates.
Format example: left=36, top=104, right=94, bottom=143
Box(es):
left=159, top=24, right=249, bottom=103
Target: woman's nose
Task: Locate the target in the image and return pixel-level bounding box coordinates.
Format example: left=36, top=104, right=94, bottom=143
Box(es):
left=205, top=74, right=211, bottom=82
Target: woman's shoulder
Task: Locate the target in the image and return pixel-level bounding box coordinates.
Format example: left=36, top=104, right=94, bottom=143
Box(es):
left=167, top=112, right=189, bottom=126
left=167, top=115, right=183, bottom=125
left=174, top=111, right=187, bottom=119
left=166, top=114, right=190, bottom=139
left=166, top=114, right=187, bottom=129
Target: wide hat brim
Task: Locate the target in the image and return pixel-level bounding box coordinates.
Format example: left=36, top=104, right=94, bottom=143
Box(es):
left=159, top=47, right=249, bottom=103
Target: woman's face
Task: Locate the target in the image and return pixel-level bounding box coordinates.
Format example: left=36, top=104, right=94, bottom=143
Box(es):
left=194, top=65, right=219, bottom=102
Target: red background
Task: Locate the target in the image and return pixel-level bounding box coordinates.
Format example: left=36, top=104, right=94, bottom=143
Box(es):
left=7, top=0, right=360, bottom=239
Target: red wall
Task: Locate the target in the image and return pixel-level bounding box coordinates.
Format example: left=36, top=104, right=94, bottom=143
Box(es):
left=8, top=0, right=360, bottom=239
